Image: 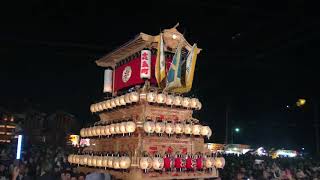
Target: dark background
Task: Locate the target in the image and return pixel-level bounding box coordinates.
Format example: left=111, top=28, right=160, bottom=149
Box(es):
left=0, top=1, right=319, bottom=152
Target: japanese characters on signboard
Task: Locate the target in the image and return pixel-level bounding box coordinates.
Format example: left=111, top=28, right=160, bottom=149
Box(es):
left=140, top=49, right=151, bottom=79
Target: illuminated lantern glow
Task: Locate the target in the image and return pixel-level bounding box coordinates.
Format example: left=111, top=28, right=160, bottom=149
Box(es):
left=214, top=157, right=225, bottom=169
left=182, top=97, right=190, bottom=108
left=105, top=100, right=111, bottom=109
left=113, top=157, right=120, bottom=169
left=125, top=121, right=136, bottom=133
left=165, top=122, right=175, bottom=135
left=175, top=123, right=183, bottom=134
left=139, top=157, right=152, bottom=170
left=94, top=104, right=99, bottom=112
left=75, top=155, right=80, bottom=164
left=90, top=105, right=95, bottom=113
left=143, top=121, right=155, bottom=133
left=192, top=124, right=202, bottom=135
left=184, top=123, right=192, bottom=135
left=120, top=122, right=127, bottom=134
left=124, top=93, right=131, bottom=103
left=120, top=156, right=131, bottom=169
left=156, top=93, right=166, bottom=104
left=87, top=156, right=93, bottom=166
left=97, top=103, right=104, bottom=111
left=115, top=123, right=121, bottom=134
left=120, top=95, right=126, bottom=106
left=147, top=92, right=157, bottom=103
left=99, top=126, right=106, bottom=136
left=109, top=124, right=115, bottom=134
left=115, top=97, right=121, bottom=106
left=88, top=128, right=93, bottom=137
left=196, top=100, right=202, bottom=110
left=97, top=156, right=103, bottom=167
left=92, top=127, right=98, bottom=136
left=80, top=129, right=85, bottom=137
left=205, top=157, right=213, bottom=168
left=165, top=95, right=174, bottom=106
left=155, top=122, right=165, bottom=134
left=83, top=155, right=88, bottom=165
left=207, top=128, right=212, bottom=139
left=190, top=98, right=198, bottom=109
left=129, top=92, right=139, bottom=102
left=105, top=125, right=111, bottom=136
left=107, top=156, right=114, bottom=168
left=152, top=157, right=164, bottom=170
left=110, top=99, right=116, bottom=108
left=83, top=128, right=88, bottom=137
left=102, top=156, right=109, bottom=167
left=96, top=126, right=101, bottom=136
left=173, top=96, right=182, bottom=106
left=201, top=126, right=211, bottom=137
left=91, top=156, right=97, bottom=167
left=101, top=101, right=107, bottom=110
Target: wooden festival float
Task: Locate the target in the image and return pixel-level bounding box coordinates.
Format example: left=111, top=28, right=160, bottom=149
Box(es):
left=68, top=24, right=225, bottom=179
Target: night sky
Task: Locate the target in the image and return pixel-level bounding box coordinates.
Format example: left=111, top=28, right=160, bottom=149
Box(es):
left=1, top=1, right=319, bottom=151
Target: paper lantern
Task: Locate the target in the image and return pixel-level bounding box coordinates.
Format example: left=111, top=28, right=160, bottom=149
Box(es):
left=139, top=157, right=152, bottom=170
left=129, top=92, right=139, bottom=102
left=165, top=122, right=175, bottom=135
left=101, top=101, right=108, bottom=110
left=96, top=126, right=101, bottom=136
left=94, top=104, right=99, bottom=112
left=90, top=105, right=95, bottom=113
left=192, top=125, right=202, bottom=135
left=105, top=125, right=111, bottom=136
left=196, top=100, right=202, bottom=110
left=68, top=154, right=73, bottom=163
left=97, top=103, right=104, bottom=111
left=120, top=122, right=127, bottom=134
left=143, top=121, right=155, bottom=133
left=182, top=97, right=190, bottom=108
left=87, top=156, right=93, bottom=166
left=175, top=123, right=183, bottom=134
left=201, top=126, right=211, bottom=137
left=80, top=129, right=85, bottom=137
left=214, top=157, right=225, bottom=169
left=156, top=93, right=166, bottom=104
left=120, top=156, right=131, bottom=169
left=124, top=93, right=131, bottom=103
left=190, top=98, right=198, bottom=109
left=83, top=155, right=88, bottom=165
left=207, top=128, right=212, bottom=139
left=109, top=124, right=115, bottom=134
left=99, top=126, right=106, bottom=136
left=102, top=156, right=109, bottom=167
left=88, top=128, right=93, bottom=137
left=155, top=122, right=165, bottom=134
left=120, top=95, right=126, bottom=106
left=165, top=95, right=174, bottom=105
left=97, top=156, right=103, bottom=167
left=83, top=128, right=88, bottom=137
left=147, top=92, right=157, bottom=103
left=92, top=156, right=98, bottom=167
left=183, top=124, right=192, bottom=135
left=125, top=121, right=136, bottom=133
left=107, top=156, right=114, bottom=168
left=115, top=97, right=121, bottom=106
left=115, top=123, right=121, bottom=134
left=152, top=157, right=164, bottom=170
left=75, top=155, right=80, bottom=164
left=105, top=100, right=111, bottom=109
left=173, top=96, right=182, bottom=106
left=92, top=127, right=97, bottom=136
left=110, top=99, right=116, bottom=108
left=113, top=157, right=120, bottom=169
left=205, top=157, right=214, bottom=168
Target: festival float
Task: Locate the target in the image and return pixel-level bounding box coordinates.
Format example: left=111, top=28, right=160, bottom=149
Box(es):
left=68, top=24, right=225, bottom=179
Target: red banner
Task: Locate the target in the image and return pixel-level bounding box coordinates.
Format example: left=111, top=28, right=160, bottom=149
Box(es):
left=114, top=55, right=172, bottom=92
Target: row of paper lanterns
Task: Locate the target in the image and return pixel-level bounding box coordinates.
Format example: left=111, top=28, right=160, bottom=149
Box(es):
left=143, top=121, right=212, bottom=139
left=80, top=121, right=136, bottom=137
left=90, top=92, right=139, bottom=113
left=68, top=154, right=131, bottom=169
left=139, top=156, right=225, bottom=170
left=90, top=92, right=202, bottom=113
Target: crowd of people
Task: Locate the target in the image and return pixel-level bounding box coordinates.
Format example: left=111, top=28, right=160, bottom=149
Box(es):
left=1, top=143, right=320, bottom=180
left=220, top=153, right=320, bottom=180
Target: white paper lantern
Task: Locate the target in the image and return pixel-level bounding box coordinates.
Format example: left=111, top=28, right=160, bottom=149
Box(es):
left=88, top=128, right=93, bottom=137
left=83, top=128, right=88, bottom=137
left=165, top=95, right=174, bottom=105
left=214, top=157, right=225, bottom=169
left=115, top=123, right=121, bottom=134
left=192, top=124, right=202, bottom=135
left=156, top=93, right=166, bottom=104
left=152, top=157, right=164, bottom=170
left=80, top=129, right=85, bottom=137
left=207, top=128, right=212, bottom=139
left=155, top=122, right=165, bottom=134
left=196, top=100, right=202, bottom=110
left=92, top=127, right=98, bottom=136
left=105, top=125, right=111, bottom=136
left=124, top=93, right=131, bottom=103
left=101, top=101, right=108, bottom=110
left=183, top=124, right=192, bottom=135
left=130, top=92, right=139, bottom=102
left=120, top=156, right=131, bottom=169
left=97, top=103, right=104, bottom=111
left=146, top=92, right=157, bottom=103
left=92, top=156, right=98, bottom=167
left=125, top=121, right=136, bottom=133
left=143, top=121, right=155, bottom=133
left=113, top=157, right=120, bottom=169
left=182, top=97, right=191, bottom=108
left=190, top=98, right=198, bottom=109
left=79, top=155, right=85, bottom=165
left=105, top=100, right=111, bottom=109
left=115, top=97, right=121, bottom=106
left=94, top=104, right=100, bottom=112
left=165, top=122, right=175, bottom=135
left=90, top=105, right=95, bottom=113
left=110, top=99, right=116, bottom=108
left=96, top=126, right=101, bottom=136
left=205, top=157, right=213, bottom=168
left=109, top=124, right=115, bottom=134
left=173, top=96, right=183, bottom=106
left=75, top=155, right=80, bottom=164
left=175, top=123, right=183, bottom=134
left=97, top=156, right=103, bottom=167
left=83, top=155, right=88, bottom=165
left=107, top=156, right=114, bottom=168
left=139, top=157, right=152, bottom=170
left=102, top=156, right=109, bottom=167
left=99, top=126, right=106, bottom=136
left=120, top=122, right=127, bottom=134
left=87, top=156, right=93, bottom=166
left=120, top=95, right=126, bottom=106
left=201, top=126, right=211, bottom=137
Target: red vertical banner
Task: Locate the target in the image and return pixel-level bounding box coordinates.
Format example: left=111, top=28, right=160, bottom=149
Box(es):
left=140, top=50, right=151, bottom=79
